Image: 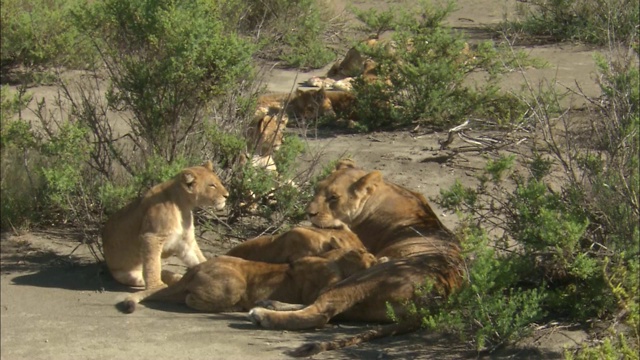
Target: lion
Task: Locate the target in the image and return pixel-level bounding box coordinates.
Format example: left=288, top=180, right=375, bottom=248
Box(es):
left=248, top=160, right=464, bottom=356
left=119, top=247, right=379, bottom=314
left=288, top=88, right=356, bottom=123
left=255, top=90, right=335, bottom=125
left=102, top=160, right=229, bottom=289
left=242, top=110, right=288, bottom=173
left=226, top=225, right=366, bottom=263
left=327, top=37, right=380, bottom=80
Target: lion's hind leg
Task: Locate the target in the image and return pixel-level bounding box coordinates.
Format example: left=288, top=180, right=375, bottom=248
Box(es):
left=184, top=272, right=246, bottom=313
left=161, top=270, right=183, bottom=286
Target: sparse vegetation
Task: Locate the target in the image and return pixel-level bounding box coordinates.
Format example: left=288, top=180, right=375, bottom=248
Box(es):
left=0, top=0, right=97, bottom=83
left=502, top=0, right=639, bottom=45
left=0, top=0, right=317, bottom=235
left=350, top=1, right=542, bottom=131
left=416, top=39, right=639, bottom=355
left=1, top=0, right=638, bottom=357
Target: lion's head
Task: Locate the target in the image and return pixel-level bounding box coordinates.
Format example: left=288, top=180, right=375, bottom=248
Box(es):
left=180, top=160, right=229, bottom=211
left=306, top=160, right=383, bottom=229
left=288, top=88, right=336, bottom=121
left=329, top=248, right=379, bottom=276
left=247, top=111, right=288, bottom=156
left=298, top=247, right=379, bottom=277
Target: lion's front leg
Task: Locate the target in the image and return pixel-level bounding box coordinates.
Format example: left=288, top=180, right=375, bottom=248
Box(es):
left=178, top=228, right=207, bottom=267
left=141, top=234, right=166, bottom=289
left=254, top=299, right=306, bottom=311
left=248, top=303, right=332, bottom=330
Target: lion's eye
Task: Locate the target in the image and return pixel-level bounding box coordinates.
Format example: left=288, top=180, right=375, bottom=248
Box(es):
left=209, top=184, right=217, bottom=188
left=328, top=194, right=339, bottom=202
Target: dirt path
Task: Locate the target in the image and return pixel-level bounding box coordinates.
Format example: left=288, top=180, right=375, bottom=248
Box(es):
left=1, top=0, right=603, bottom=358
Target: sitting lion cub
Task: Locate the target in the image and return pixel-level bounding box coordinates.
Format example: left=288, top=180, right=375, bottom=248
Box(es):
left=226, top=225, right=365, bottom=263
left=102, top=160, right=229, bottom=289
left=119, top=248, right=378, bottom=313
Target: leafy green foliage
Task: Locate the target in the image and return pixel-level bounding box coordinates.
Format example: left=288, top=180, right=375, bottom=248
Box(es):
left=73, top=0, right=255, bottom=161
left=427, top=44, right=639, bottom=353
left=0, top=0, right=96, bottom=81
left=220, top=0, right=336, bottom=69
left=1, top=86, right=38, bottom=229
left=351, top=2, right=537, bottom=131
left=413, top=226, right=548, bottom=351
left=503, top=0, right=639, bottom=45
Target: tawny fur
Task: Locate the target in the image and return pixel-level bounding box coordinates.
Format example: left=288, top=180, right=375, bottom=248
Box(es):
left=102, top=161, right=229, bottom=289
left=226, top=226, right=366, bottom=263
left=119, top=248, right=378, bottom=313
left=248, top=160, right=464, bottom=354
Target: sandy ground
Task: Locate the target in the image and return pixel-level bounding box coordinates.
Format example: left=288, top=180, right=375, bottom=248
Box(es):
left=1, top=0, right=604, bottom=359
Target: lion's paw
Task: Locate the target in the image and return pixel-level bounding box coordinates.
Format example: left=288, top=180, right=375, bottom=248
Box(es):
left=248, top=307, right=272, bottom=328
left=254, top=299, right=277, bottom=310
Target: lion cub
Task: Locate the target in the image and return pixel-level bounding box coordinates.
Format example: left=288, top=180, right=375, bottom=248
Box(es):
left=226, top=225, right=365, bottom=263
left=120, top=248, right=378, bottom=313
left=102, top=160, right=229, bottom=289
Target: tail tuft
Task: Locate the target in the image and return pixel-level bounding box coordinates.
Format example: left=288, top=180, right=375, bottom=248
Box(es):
left=116, top=300, right=137, bottom=314
left=286, top=343, right=324, bottom=357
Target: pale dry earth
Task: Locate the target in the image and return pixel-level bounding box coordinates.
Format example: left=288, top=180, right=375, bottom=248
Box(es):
left=1, top=0, right=604, bottom=358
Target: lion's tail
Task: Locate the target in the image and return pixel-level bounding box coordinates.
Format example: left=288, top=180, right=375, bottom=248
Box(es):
left=118, top=270, right=195, bottom=314
left=286, top=321, right=420, bottom=357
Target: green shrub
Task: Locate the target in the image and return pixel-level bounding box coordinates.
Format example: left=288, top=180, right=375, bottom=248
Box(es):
left=503, top=0, right=639, bottom=45
left=411, top=225, right=548, bottom=351
left=1, top=86, right=38, bottom=230
left=222, top=0, right=336, bottom=69
left=423, top=43, right=639, bottom=352
left=72, top=0, right=256, bottom=162
left=351, top=2, right=538, bottom=131
left=0, top=0, right=96, bottom=80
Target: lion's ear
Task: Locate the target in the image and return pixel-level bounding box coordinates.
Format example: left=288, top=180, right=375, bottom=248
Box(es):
left=335, top=159, right=356, bottom=171
left=182, top=170, right=197, bottom=192
left=202, top=160, right=214, bottom=171
left=327, top=235, right=342, bottom=250
left=257, top=116, right=268, bottom=133
left=353, top=171, right=382, bottom=198
left=278, top=113, right=289, bottom=127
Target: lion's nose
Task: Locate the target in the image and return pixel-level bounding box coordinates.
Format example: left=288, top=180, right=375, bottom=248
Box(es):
left=306, top=204, right=318, bottom=218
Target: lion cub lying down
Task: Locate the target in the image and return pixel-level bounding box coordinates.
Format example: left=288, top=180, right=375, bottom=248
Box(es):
left=226, top=225, right=365, bottom=263
left=119, top=248, right=378, bottom=313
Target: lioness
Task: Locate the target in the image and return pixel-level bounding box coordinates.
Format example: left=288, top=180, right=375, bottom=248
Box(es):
left=119, top=247, right=378, bottom=313
left=226, top=225, right=365, bottom=263
left=102, top=161, right=229, bottom=289
left=242, top=111, right=288, bottom=173
left=255, top=90, right=334, bottom=124
left=327, top=37, right=380, bottom=80
left=248, top=160, right=464, bottom=356
left=288, top=88, right=356, bottom=122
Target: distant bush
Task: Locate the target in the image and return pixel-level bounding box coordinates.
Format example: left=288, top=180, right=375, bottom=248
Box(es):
left=350, top=2, right=540, bottom=131
left=0, top=0, right=96, bottom=82
left=502, top=0, right=639, bottom=45
left=230, top=0, right=337, bottom=69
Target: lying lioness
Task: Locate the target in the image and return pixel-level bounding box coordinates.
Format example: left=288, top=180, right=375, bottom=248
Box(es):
left=226, top=225, right=365, bottom=263
left=248, top=160, right=464, bottom=356
left=119, top=248, right=378, bottom=313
